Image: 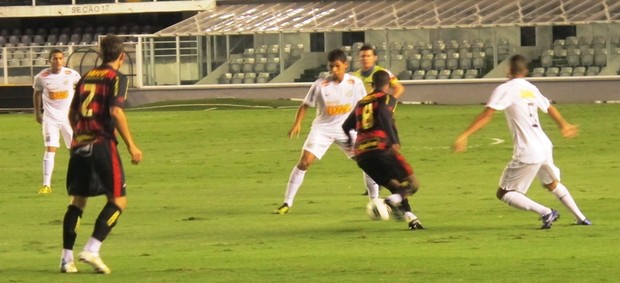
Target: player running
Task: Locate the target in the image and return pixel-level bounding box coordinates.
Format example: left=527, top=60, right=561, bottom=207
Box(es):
left=454, top=54, right=590, bottom=229
left=342, top=70, right=423, bottom=230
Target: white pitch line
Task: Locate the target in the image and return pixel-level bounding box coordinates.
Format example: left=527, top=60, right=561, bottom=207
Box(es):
left=490, top=138, right=505, bottom=145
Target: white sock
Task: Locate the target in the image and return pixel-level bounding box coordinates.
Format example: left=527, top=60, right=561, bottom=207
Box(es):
left=386, top=193, right=403, bottom=205
left=84, top=237, right=102, bottom=256
left=404, top=211, right=418, bottom=222
left=552, top=183, right=587, bottom=221
left=284, top=166, right=306, bottom=207
left=43, top=151, right=55, bottom=186
left=62, top=249, right=74, bottom=262
left=364, top=172, right=379, bottom=199
left=501, top=191, right=551, bottom=216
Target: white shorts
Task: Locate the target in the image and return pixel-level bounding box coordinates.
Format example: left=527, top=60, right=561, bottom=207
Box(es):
left=498, top=158, right=561, bottom=194
left=302, top=127, right=356, bottom=160
left=42, top=120, right=73, bottom=149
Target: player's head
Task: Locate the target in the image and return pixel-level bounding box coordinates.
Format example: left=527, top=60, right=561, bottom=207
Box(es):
left=358, top=44, right=377, bottom=71
left=508, top=55, right=529, bottom=78
left=48, top=49, right=64, bottom=72
left=327, top=49, right=349, bottom=81
left=371, top=70, right=390, bottom=93
left=100, top=34, right=125, bottom=66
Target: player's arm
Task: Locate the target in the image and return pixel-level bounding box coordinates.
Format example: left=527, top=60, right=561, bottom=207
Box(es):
left=288, top=103, right=309, bottom=139
left=111, top=106, right=142, bottom=165
left=377, top=101, right=400, bottom=149
left=33, top=90, right=42, bottom=124
left=342, top=111, right=356, bottom=146
left=547, top=105, right=578, bottom=138
left=390, top=79, right=405, bottom=99
left=454, top=107, right=496, bottom=153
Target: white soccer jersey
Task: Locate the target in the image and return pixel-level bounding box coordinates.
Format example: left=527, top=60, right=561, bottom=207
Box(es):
left=303, top=73, right=366, bottom=130
left=33, top=67, right=81, bottom=124
left=487, top=78, right=553, bottom=164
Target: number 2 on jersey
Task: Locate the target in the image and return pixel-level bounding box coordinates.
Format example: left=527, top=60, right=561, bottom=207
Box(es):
left=80, top=83, right=97, bottom=117
left=361, top=103, right=374, bottom=129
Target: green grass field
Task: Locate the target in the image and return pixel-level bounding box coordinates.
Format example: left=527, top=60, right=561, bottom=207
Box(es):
left=1, top=100, right=619, bottom=282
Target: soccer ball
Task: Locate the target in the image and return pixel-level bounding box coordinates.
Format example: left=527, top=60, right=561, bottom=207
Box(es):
left=366, top=198, right=391, bottom=221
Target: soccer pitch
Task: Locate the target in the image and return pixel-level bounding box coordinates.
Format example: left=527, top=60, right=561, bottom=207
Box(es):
left=1, top=101, right=619, bottom=282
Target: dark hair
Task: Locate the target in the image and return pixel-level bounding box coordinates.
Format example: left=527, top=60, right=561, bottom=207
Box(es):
left=360, top=44, right=376, bottom=56
left=100, top=34, right=124, bottom=63
left=509, top=54, right=528, bottom=76
left=327, top=48, right=348, bottom=63
left=48, top=49, right=63, bottom=60
left=372, top=70, right=390, bottom=91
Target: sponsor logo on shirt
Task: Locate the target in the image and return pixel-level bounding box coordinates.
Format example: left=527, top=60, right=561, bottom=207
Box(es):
left=48, top=91, right=69, bottom=100
left=520, top=90, right=535, bottom=99
left=326, top=104, right=351, bottom=115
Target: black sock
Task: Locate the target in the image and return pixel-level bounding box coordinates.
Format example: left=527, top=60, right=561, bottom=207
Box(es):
left=92, top=202, right=122, bottom=242
left=400, top=198, right=412, bottom=213
left=63, top=205, right=83, bottom=250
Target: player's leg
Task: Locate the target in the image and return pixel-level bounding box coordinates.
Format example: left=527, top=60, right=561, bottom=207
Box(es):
left=79, top=140, right=124, bottom=274
left=60, top=195, right=87, bottom=273
left=334, top=133, right=379, bottom=199
left=539, top=162, right=590, bottom=225
left=40, top=121, right=61, bottom=193
left=497, top=160, right=558, bottom=228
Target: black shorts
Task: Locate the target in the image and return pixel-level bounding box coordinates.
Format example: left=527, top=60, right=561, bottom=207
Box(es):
left=356, top=149, right=413, bottom=187
left=66, top=139, right=126, bottom=197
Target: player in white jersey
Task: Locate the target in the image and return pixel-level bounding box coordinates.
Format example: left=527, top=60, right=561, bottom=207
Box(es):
left=454, top=55, right=590, bottom=229
left=274, top=49, right=378, bottom=214
left=33, top=49, right=81, bottom=194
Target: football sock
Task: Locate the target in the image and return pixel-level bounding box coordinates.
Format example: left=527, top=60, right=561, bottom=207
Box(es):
left=551, top=183, right=587, bottom=221
left=284, top=166, right=306, bottom=206
left=43, top=151, right=55, bottom=186
left=62, top=249, right=74, bottom=262
left=400, top=198, right=412, bottom=213
left=501, top=191, right=551, bottom=216
left=84, top=237, right=103, bottom=255
left=363, top=172, right=379, bottom=199
left=92, top=202, right=122, bottom=242
left=386, top=193, right=403, bottom=205
left=62, top=205, right=82, bottom=250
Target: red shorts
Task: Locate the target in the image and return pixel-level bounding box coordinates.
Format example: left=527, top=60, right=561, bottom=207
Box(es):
left=356, top=148, right=413, bottom=186
left=66, top=139, right=126, bottom=197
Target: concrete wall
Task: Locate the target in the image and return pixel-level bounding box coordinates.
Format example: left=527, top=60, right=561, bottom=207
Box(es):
left=126, top=77, right=620, bottom=107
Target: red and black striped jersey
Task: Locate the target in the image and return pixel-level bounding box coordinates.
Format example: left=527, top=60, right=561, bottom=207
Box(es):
left=342, top=91, right=399, bottom=156
left=70, top=65, right=128, bottom=148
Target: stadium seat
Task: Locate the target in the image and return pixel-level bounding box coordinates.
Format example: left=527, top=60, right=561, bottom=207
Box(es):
left=559, top=67, right=573, bottom=77
left=424, top=70, right=438, bottom=80
left=389, top=54, right=406, bottom=74
left=581, top=49, right=594, bottom=67
left=397, top=70, right=412, bottom=80
left=20, top=35, right=31, bottom=44
left=471, top=40, right=485, bottom=53
left=407, top=54, right=421, bottom=71
left=82, top=34, right=93, bottom=44
left=57, top=34, right=69, bottom=45
left=21, top=58, right=32, bottom=67
left=497, top=38, right=510, bottom=60
left=433, top=53, right=447, bottom=70
left=565, top=36, right=578, bottom=49
left=69, top=34, right=81, bottom=45
left=586, top=66, right=600, bottom=76
left=266, top=57, right=280, bottom=73
left=0, top=36, right=6, bottom=46
left=459, top=52, right=472, bottom=69
left=432, top=40, right=445, bottom=55
left=243, top=72, right=257, bottom=84
left=402, top=43, right=416, bottom=58
left=229, top=58, right=243, bottom=73
left=472, top=52, right=486, bottom=69
left=420, top=54, right=433, bottom=70
left=437, top=69, right=451, bottom=79
left=464, top=69, right=478, bottom=79
left=33, top=35, right=44, bottom=45
left=553, top=39, right=565, bottom=55
left=254, top=57, right=267, bottom=73
left=566, top=49, right=580, bottom=67
left=290, top=43, right=304, bottom=59
left=418, top=43, right=432, bottom=55
left=572, top=66, right=586, bottom=77
left=592, top=36, right=605, bottom=49
left=256, top=72, right=271, bottom=83
left=545, top=67, right=559, bottom=77
left=411, top=70, right=425, bottom=80
left=218, top=73, right=232, bottom=84
left=34, top=57, right=47, bottom=66
left=594, top=51, right=607, bottom=66
left=243, top=48, right=255, bottom=59
left=531, top=67, right=545, bottom=77
left=578, top=36, right=591, bottom=45
left=12, top=49, right=25, bottom=59
left=540, top=50, right=554, bottom=68
left=450, top=69, right=464, bottom=79
left=446, top=53, right=459, bottom=70
left=231, top=73, right=245, bottom=84
left=242, top=58, right=255, bottom=73
left=8, top=35, right=19, bottom=45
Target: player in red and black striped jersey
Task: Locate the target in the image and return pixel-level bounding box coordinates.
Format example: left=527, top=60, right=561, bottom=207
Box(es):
left=342, top=70, right=424, bottom=230
left=60, top=35, right=142, bottom=274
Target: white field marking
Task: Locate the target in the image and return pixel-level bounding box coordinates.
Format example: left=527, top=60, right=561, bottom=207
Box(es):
left=490, top=138, right=505, bottom=145
left=127, top=103, right=273, bottom=111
